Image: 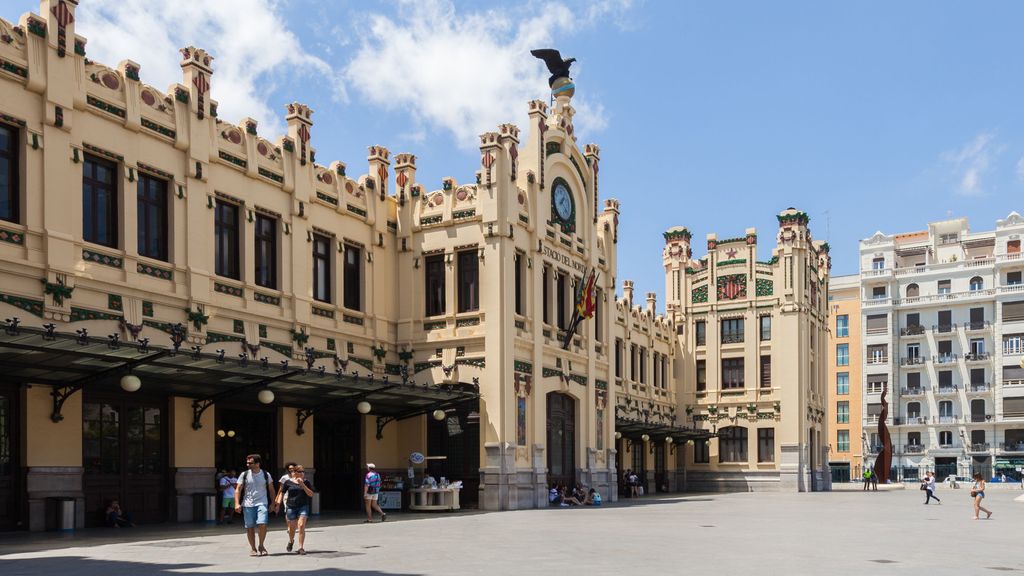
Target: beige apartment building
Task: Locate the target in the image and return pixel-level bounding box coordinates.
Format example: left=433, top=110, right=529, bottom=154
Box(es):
left=0, top=2, right=730, bottom=531
left=662, top=213, right=832, bottom=492
left=826, top=274, right=862, bottom=482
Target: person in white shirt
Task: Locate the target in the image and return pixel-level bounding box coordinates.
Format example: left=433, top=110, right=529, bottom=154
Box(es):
left=218, top=469, right=237, bottom=524
left=924, top=471, right=941, bottom=504
left=234, top=454, right=278, bottom=556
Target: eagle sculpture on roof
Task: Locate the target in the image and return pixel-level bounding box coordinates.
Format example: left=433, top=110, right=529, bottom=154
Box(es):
left=531, top=48, right=576, bottom=87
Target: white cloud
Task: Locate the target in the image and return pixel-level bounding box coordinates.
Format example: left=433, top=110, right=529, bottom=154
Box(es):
left=75, top=0, right=339, bottom=135
left=941, top=132, right=998, bottom=197
left=342, top=0, right=618, bottom=149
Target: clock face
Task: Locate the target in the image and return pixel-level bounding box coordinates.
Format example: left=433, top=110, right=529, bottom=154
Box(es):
left=553, top=182, right=572, bottom=221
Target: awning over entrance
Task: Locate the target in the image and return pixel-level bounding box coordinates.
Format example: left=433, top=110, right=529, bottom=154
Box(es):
left=0, top=321, right=478, bottom=433
left=615, top=417, right=716, bottom=441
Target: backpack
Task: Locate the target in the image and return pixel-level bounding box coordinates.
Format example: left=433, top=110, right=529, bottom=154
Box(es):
left=238, top=469, right=273, bottom=501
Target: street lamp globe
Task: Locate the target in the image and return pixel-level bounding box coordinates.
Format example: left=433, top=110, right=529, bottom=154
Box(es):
left=119, top=374, right=142, bottom=392
left=641, top=434, right=650, bottom=442
left=357, top=401, right=372, bottom=414
left=257, top=389, right=275, bottom=404
left=432, top=409, right=446, bottom=421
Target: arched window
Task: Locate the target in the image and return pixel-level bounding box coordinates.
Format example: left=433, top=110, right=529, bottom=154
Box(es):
left=905, top=283, right=919, bottom=298
left=969, top=276, right=983, bottom=291
left=906, top=402, right=921, bottom=419
left=718, top=426, right=748, bottom=462
left=938, top=401, right=953, bottom=418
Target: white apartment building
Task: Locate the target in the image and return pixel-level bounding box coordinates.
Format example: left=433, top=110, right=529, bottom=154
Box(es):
left=859, top=212, right=1024, bottom=482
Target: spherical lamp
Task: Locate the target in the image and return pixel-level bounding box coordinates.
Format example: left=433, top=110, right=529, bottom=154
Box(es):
left=641, top=433, right=650, bottom=442
left=665, top=437, right=674, bottom=445
left=227, top=430, right=236, bottom=438
left=119, top=374, right=142, bottom=393
left=356, top=401, right=372, bottom=414
left=432, top=409, right=446, bottom=421
left=216, top=429, right=226, bottom=438
left=257, top=388, right=275, bottom=405
left=614, top=432, right=622, bottom=440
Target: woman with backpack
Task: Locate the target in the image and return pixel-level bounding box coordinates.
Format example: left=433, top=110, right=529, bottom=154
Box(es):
left=277, top=464, right=315, bottom=554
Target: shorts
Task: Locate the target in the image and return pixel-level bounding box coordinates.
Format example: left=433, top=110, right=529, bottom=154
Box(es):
left=364, top=493, right=379, bottom=501
left=286, top=505, right=310, bottom=521
left=222, top=497, right=234, bottom=509
left=242, top=504, right=268, bottom=528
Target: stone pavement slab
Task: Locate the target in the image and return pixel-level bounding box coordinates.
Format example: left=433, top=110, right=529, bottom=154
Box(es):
left=1, top=490, right=1022, bottom=576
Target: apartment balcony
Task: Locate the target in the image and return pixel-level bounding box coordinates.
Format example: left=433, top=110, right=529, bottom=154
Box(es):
left=1003, top=378, right=1024, bottom=388
left=866, top=355, right=890, bottom=366
left=895, top=288, right=997, bottom=306
left=901, top=415, right=926, bottom=425
left=964, top=352, right=991, bottom=363
left=900, top=325, right=927, bottom=338
left=900, top=356, right=925, bottom=367
left=932, top=324, right=956, bottom=334
left=862, top=296, right=892, bottom=308
left=1000, top=443, right=1024, bottom=453
left=861, top=268, right=893, bottom=280
left=968, top=443, right=991, bottom=454
left=933, top=386, right=958, bottom=397
left=866, top=444, right=882, bottom=455
left=996, top=252, right=1023, bottom=265
left=932, top=354, right=958, bottom=365
left=967, top=382, right=991, bottom=394
left=1003, top=343, right=1024, bottom=357
left=900, top=386, right=927, bottom=397
left=932, top=443, right=962, bottom=452
left=1000, top=283, right=1024, bottom=295
left=720, top=334, right=745, bottom=345
left=964, top=321, right=992, bottom=333
left=903, top=444, right=925, bottom=454
left=933, top=415, right=960, bottom=424
left=969, top=413, right=993, bottom=423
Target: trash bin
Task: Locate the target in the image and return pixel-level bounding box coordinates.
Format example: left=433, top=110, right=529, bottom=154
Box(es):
left=193, top=493, right=217, bottom=524
left=45, top=497, right=75, bottom=532
left=310, top=492, right=320, bottom=516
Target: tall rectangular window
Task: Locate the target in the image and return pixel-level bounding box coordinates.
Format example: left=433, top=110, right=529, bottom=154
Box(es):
left=719, top=427, right=748, bottom=462
left=722, top=358, right=744, bottom=389
left=836, top=372, right=849, bottom=395
left=630, top=344, right=637, bottom=381
left=653, top=352, right=660, bottom=388
left=457, top=250, right=479, bottom=313
left=721, top=318, right=744, bottom=344
left=836, top=430, right=850, bottom=453
left=136, top=173, right=168, bottom=261
left=614, top=338, right=623, bottom=378
left=424, top=254, right=445, bottom=317
left=757, top=428, right=775, bottom=463
left=0, top=123, right=19, bottom=223
left=594, top=288, right=603, bottom=342
left=696, top=359, right=706, bottom=391
left=760, top=316, right=772, bottom=341
left=253, top=214, right=277, bottom=289
left=556, top=272, right=568, bottom=329
left=542, top=265, right=551, bottom=324
left=514, top=252, right=523, bottom=316
left=312, top=233, right=331, bottom=303
left=695, top=320, right=706, bottom=346
left=693, top=439, right=709, bottom=463
left=836, top=401, right=849, bottom=424
left=836, top=344, right=849, bottom=366
left=343, top=244, right=362, bottom=311
left=760, top=355, right=771, bottom=388
left=83, top=154, right=119, bottom=248
left=836, top=314, right=848, bottom=337
left=639, top=348, right=647, bottom=384
left=214, top=200, right=239, bottom=279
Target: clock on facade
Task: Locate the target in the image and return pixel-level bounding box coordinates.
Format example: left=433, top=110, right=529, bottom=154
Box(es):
left=551, top=178, right=575, bottom=233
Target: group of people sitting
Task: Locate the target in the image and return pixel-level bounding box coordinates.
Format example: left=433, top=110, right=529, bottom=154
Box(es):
left=548, top=483, right=602, bottom=507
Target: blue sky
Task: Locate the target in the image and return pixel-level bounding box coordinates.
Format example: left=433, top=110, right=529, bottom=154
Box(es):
left=4, top=1, right=1021, bottom=305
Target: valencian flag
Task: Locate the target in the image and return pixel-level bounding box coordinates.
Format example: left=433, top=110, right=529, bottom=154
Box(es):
left=562, top=268, right=599, bottom=349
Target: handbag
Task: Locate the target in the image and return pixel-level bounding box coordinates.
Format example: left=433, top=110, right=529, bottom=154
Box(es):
left=919, top=484, right=926, bottom=491
left=969, top=490, right=977, bottom=497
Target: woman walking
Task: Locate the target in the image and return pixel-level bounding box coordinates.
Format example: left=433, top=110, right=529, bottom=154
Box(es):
left=278, top=464, right=315, bottom=554
left=924, top=472, right=941, bottom=504
left=971, top=473, right=992, bottom=520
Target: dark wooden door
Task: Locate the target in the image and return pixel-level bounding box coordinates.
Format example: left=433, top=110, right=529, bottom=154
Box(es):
left=428, top=401, right=481, bottom=507
left=0, top=387, right=19, bottom=530
left=83, top=397, right=167, bottom=526
left=215, top=408, right=277, bottom=476
left=546, top=392, right=576, bottom=488
left=314, top=411, right=361, bottom=511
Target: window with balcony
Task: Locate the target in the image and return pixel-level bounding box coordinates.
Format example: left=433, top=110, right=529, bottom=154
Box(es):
left=969, top=276, right=984, bottom=291
left=1005, top=334, right=1024, bottom=356
left=939, top=430, right=953, bottom=447
left=970, top=368, right=986, bottom=389
left=970, top=398, right=986, bottom=422
left=905, top=312, right=922, bottom=335
left=907, top=432, right=921, bottom=446
left=937, top=279, right=951, bottom=295
left=939, top=233, right=958, bottom=245
left=721, top=358, right=744, bottom=389
left=695, top=320, right=706, bottom=346
left=906, top=372, right=921, bottom=393
left=718, top=426, right=747, bottom=462
left=721, top=318, right=744, bottom=344
left=938, top=370, right=953, bottom=391
left=136, top=173, right=168, bottom=261
left=696, top=359, right=707, bottom=392
left=836, top=314, right=848, bottom=337
left=253, top=214, right=277, bottom=289
left=937, top=340, right=952, bottom=362
left=969, top=338, right=986, bottom=358
left=0, top=123, right=18, bottom=224
left=906, top=343, right=920, bottom=361
left=83, top=154, right=119, bottom=248
left=424, top=254, right=445, bottom=317
left=871, top=257, right=885, bottom=270
left=1009, top=240, right=1022, bottom=254
left=836, top=344, right=849, bottom=366
left=312, top=233, right=332, bottom=303
left=757, top=428, right=775, bottom=463
left=836, top=430, right=850, bottom=453
left=969, top=307, right=985, bottom=330
left=867, top=402, right=882, bottom=422
left=343, top=244, right=362, bottom=311
left=836, top=401, right=849, bottom=424
left=214, top=200, right=239, bottom=280
left=836, top=372, right=849, bottom=395
left=938, top=400, right=953, bottom=418
left=457, top=250, right=479, bottom=313
left=760, top=316, right=771, bottom=341
left=905, top=283, right=919, bottom=298
left=937, top=310, right=952, bottom=333
left=1008, top=271, right=1023, bottom=286
left=867, top=344, right=887, bottom=364
left=971, top=430, right=986, bottom=447
left=866, top=375, right=886, bottom=394
left=759, top=355, right=771, bottom=388
left=872, top=286, right=886, bottom=300
left=906, top=401, right=921, bottom=420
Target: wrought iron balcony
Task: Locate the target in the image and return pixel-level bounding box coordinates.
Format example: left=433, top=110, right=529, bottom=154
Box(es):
left=964, top=321, right=991, bottom=332
left=964, top=352, right=990, bottom=362
left=866, top=355, right=889, bottom=365
left=900, top=356, right=925, bottom=366
left=968, top=443, right=991, bottom=453
left=933, top=323, right=955, bottom=334
left=934, top=415, right=960, bottom=424
left=720, top=333, right=745, bottom=344
left=900, top=325, right=927, bottom=337
left=933, top=386, right=958, bottom=396
left=1000, top=443, right=1024, bottom=453
left=969, top=414, right=992, bottom=423
left=904, top=444, right=925, bottom=454
left=901, top=386, right=927, bottom=396
left=902, top=414, right=924, bottom=425
left=968, top=383, right=991, bottom=393
left=932, top=354, right=958, bottom=364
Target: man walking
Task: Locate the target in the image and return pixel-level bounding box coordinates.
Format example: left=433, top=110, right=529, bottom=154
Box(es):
left=862, top=468, right=872, bottom=491
left=924, top=471, right=941, bottom=504
left=363, top=463, right=387, bottom=523
left=234, top=454, right=278, bottom=556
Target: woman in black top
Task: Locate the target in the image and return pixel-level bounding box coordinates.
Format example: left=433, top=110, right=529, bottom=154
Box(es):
left=278, top=465, right=315, bottom=554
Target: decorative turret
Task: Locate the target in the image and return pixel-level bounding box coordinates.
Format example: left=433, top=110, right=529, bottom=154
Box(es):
left=285, top=102, right=313, bottom=167
left=394, top=153, right=416, bottom=208
left=367, top=145, right=390, bottom=202
left=498, top=123, right=520, bottom=183
left=776, top=207, right=811, bottom=248
left=646, top=292, right=657, bottom=314
left=179, top=46, right=214, bottom=120
left=623, top=280, right=634, bottom=306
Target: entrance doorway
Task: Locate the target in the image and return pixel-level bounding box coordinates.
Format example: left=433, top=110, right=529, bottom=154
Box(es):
left=546, top=392, right=576, bottom=489
left=313, top=411, right=362, bottom=511
left=0, top=386, right=19, bottom=530
left=428, top=401, right=481, bottom=508
left=934, top=457, right=957, bottom=481
left=215, top=408, right=277, bottom=476
left=82, top=395, right=168, bottom=526
left=830, top=462, right=851, bottom=483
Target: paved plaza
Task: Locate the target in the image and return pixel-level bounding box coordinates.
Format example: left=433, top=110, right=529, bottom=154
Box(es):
left=1, top=489, right=1022, bottom=575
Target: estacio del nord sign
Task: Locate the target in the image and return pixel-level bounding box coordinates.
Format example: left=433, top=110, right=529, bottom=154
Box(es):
left=541, top=245, right=588, bottom=274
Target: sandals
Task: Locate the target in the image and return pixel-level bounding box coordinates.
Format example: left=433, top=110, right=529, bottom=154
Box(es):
left=364, top=519, right=372, bottom=523
left=287, top=540, right=294, bottom=553
left=249, top=549, right=259, bottom=557
left=381, top=513, right=387, bottom=522
left=258, top=546, right=268, bottom=556
left=298, top=548, right=307, bottom=555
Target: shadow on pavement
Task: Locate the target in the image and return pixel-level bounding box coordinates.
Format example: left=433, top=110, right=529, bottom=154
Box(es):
left=0, top=557, right=418, bottom=576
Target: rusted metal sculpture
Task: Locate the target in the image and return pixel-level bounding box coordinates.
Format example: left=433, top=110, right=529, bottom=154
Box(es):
left=873, top=383, right=892, bottom=483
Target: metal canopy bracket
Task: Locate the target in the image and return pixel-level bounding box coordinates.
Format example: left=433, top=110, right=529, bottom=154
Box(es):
left=191, top=398, right=216, bottom=430
left=375, top=415, right=397, bottom=440
left=295, top=407, right=315, bottom=435
left=191, top=369, right=302, bottom=430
